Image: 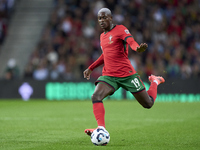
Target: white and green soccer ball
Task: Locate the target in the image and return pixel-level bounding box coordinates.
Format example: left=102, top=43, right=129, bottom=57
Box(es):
left=91, top=127, right=110, bottom=146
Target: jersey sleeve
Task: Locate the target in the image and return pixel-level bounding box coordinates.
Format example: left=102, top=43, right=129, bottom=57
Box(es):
left=118, top=25, right=132, bottom=40
left=118, top=25, right=139, bottom=51
left=126, top=37, right=139, bottom=51
left=88, top=53, right=104, bottom=71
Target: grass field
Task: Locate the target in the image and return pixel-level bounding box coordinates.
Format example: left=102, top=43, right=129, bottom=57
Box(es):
left=0, top=100, right=200, bottom=150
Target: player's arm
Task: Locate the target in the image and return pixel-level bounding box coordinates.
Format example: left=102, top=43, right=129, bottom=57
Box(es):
left=126, top=37, right=139, bottom=51
left=83, top=54, right=104, bottom=80
left=119, top=25, right=148, bottom=52
left=126, top=37, right=148, bottom=53
left=136, top=43, right=148, bottom=53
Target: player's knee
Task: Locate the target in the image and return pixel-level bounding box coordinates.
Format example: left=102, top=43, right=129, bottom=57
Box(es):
left=143, top=102, right=153, bottom=109
left=91, top=93, right=103, bottom=102
left=143, top=97, right=154, bottom=109
left=143, top=105, right=152, bottom=109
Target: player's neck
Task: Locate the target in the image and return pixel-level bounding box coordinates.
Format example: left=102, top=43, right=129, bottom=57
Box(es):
left=104, top=24, right=115, bottom=33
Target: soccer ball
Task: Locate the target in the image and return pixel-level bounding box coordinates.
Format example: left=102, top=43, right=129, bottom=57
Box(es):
left=91, top=127, right=110, bottom=146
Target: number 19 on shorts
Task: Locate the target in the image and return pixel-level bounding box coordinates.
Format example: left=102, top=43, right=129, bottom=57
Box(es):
left=131, top=78, right=141, bottom=91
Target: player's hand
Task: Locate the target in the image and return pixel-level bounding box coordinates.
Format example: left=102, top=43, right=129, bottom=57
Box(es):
left=136, top=43, right=148, bottom=53
left=83, top=68, right=92, bottom=80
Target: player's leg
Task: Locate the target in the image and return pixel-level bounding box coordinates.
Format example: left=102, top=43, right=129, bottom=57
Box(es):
left=92, top=82, right=113, bottom=127
left=85, top=81, right=114, bottom=136
left=133, top=75, right=165, bottom=108
left=133, top=90, right=154, bottom=108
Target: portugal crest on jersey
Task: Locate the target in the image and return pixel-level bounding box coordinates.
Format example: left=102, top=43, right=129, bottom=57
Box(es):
left=108, top=35, right=113, bottom=44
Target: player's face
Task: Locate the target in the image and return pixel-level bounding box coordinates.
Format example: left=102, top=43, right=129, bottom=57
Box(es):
left=98, top=12, right=112, bottom=30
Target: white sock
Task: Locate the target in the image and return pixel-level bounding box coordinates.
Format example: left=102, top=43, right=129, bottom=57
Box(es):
left=98, top=126, right=105, bottom=129
left=153, top=80, right=158, bottom=85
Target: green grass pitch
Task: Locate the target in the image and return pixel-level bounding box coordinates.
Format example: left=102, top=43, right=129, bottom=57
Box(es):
left=0, top=100, right=200, bottom=150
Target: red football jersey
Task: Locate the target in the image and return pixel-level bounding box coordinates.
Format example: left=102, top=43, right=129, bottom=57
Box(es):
left=89, top=25, right=139, bottom=77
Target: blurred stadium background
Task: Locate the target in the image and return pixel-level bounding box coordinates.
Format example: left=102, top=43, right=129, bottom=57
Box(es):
left=0, top=0, right=199, bottom=101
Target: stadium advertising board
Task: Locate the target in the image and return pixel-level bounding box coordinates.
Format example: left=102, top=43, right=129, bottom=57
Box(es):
left=0, top=78, right=199, bottom=102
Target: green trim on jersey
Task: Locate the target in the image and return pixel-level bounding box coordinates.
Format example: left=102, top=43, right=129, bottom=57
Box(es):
left=124, top=36, right=133, bottom=41
left=123, top=36, right=133, bottom=52
left=104, top=25, right=116, bottom=34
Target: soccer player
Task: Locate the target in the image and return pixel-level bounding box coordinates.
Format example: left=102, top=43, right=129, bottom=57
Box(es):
left=83, top=8, right=165, bottom=136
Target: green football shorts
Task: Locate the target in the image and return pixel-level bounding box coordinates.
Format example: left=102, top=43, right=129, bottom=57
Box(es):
left=95, top=73, right=145, bottom=94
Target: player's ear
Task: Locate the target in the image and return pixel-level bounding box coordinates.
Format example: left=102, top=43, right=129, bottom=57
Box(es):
left=109, top=16, right=112, bottom=21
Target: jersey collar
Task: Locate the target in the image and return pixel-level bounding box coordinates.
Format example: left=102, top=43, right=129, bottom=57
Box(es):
left=104, top=24, right=116, bottom=34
